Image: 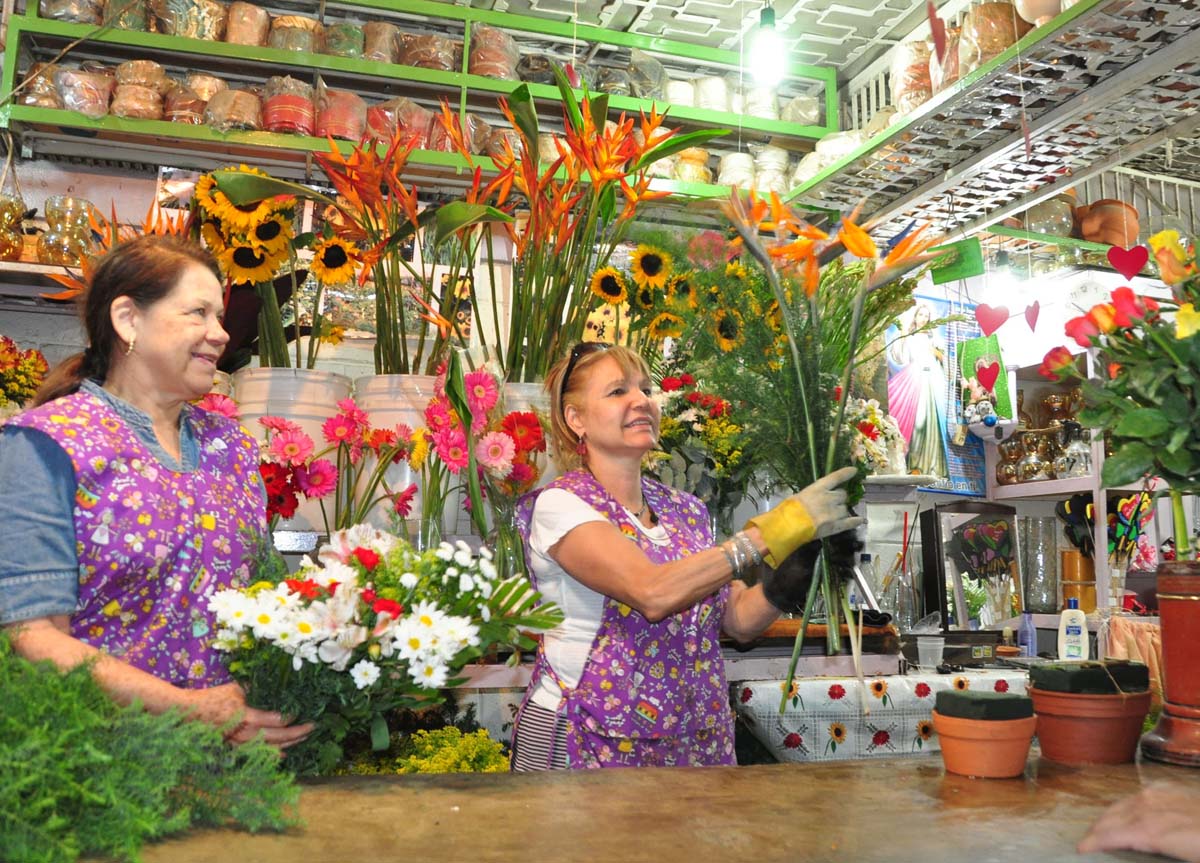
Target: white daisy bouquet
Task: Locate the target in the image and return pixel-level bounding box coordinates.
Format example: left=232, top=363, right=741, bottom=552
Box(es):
left=209, top=524, right=562, bottom=776
left=843, top=397, right=907, bottom=476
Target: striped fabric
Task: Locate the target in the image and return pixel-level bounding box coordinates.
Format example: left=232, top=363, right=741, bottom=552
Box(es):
left=510, top=702, right=570, bottom=771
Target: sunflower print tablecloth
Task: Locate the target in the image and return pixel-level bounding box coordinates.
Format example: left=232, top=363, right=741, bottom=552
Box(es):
left=733, top=670, right=1028, bottom=762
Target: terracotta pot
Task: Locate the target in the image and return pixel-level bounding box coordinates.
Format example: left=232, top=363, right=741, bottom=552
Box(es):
left=1142, top=560, right=1200, bottom=766
left=1029, top=686, right=1150, bottom=764
left=1078, top=198, right=1139, bottom=247
left=931, top=710, right=1036, bottom=778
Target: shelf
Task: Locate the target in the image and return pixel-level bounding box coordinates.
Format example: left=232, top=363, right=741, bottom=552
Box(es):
left=787, top=0, right=1200, bottom=239
left=990, top=475, right=1095, bottom=500
left=0, top=259, right=78, bottom=300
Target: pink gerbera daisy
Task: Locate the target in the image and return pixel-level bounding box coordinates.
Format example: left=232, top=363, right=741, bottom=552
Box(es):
left=463, top=369, right=500, bottom=429
left=476, top=431, right=515, bottom=476
left=322, top=414, right=357, bottom=445
left=506, top=459, right=537, bottom=489
left=391, top=482, right=418, bottom=518
left=259, top=415, right=302, bottom=435
left=295, top=457, right=337, bottom=499
left=196, top=393, right=239, bottom=419
left=269, top=428, right=314, bottom=466
left=336, top=397, right=369, bottom=426
left=424, top=396, right=455, bottom=431
left=432, top=425, right=469, bottom=473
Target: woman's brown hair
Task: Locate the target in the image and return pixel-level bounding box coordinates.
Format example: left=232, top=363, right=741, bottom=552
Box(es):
left=33, top=235, right=220, bottom=406
left=545, top=342, right=651, bottom=471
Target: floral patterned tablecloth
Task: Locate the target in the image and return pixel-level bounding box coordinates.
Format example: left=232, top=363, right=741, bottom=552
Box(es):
left=734, top=669, right=1028, bottom=763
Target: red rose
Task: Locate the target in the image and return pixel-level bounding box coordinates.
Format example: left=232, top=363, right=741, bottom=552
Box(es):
left=994, top=679, right=1009, bottom=693
left=680, top=373, right=695, bottom=386
left=352, top=547, right=380, bottom=570
left=661, top=376, right=683, bottom=392
left=372, top=598, right=404, bottom=619
left=872, top=730, right=890, bottom=747
left=915, top=682, right=931, bottom=698
left=828, top=684, right=846, bottom=700
left=686, top=392, right=702, bottom=404
left=1039, top=345, right=1076, bottom=381
left=740, top=687, right=753, bottom=704
left=783, top=732, right=802, bottom=749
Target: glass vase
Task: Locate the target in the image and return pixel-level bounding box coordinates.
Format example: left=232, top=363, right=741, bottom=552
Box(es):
left=1020, top=516, right=1059, bottom=613
left=486, top=497, right=526, bottom=581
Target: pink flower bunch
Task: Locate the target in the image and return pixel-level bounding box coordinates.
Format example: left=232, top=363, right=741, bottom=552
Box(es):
left=461, top=367, right=546, bottom=497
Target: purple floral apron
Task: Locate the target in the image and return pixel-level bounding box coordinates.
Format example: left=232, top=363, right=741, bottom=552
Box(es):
left=515, top=469, right=736, bottom=768
left=14, top=390, right=266, bottom=687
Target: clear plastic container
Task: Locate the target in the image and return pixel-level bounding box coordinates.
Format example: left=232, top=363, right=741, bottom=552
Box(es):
left=186, top=73, right=227, bottom=102
left=203, top=88, right=262, bottom=131
left=163, top=84, right=205, bottom=124
left=54, top=68, right=115, bottom=119
left=110, top=83, right=163, bottom=119
left=323, top=22, right=365, bottom=59
left=115, top=60, right=169, bottom=94
left=398, top=33, right=457, bottom=71
left=19, top=64, right=63, bottom=109
left=469, top=24, right=519, bottom=80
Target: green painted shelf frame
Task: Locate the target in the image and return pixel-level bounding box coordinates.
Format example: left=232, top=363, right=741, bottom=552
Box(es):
left=0, top=2, right=838, bottom=198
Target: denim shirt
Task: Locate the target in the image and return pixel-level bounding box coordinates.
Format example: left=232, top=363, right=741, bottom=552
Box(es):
left=0, top=380, right=201, bottom=625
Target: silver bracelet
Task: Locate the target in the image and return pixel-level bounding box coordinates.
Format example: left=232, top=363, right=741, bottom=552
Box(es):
left=734, top=531, right=763, bottom=567
left=719, top=541, right=741, bottom=576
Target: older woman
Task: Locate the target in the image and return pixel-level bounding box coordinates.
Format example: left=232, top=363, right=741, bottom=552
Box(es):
left=0, top=235, right=310, bottom=748
left=510, top=342, right=864, bottom=770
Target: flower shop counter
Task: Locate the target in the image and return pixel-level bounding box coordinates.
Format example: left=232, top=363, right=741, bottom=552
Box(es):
left=135, top=756, right=1195, bottom=863
left=735, top=669, right=1027, bottom=763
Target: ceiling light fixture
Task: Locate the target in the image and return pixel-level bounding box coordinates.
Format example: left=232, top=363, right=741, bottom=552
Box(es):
left=748, top=6, right=786, bottom=87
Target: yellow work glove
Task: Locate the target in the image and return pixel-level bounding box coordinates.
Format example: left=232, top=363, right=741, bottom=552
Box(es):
left=745, top=466, right=863, bottom=568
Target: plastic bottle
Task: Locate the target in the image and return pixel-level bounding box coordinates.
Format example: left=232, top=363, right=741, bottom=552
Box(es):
left=1018, top=610, right=1039, bottom=657
left=1057, top=597, right=1089, bottom=660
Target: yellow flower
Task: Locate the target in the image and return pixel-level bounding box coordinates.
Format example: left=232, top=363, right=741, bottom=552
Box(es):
left=630, top=245, right=672, bottom=289
left=219, top=241, right=284, bottom=284
left=320, top=324, right=346, bottom=345
left=632, top=283, right=656, bottom=311
left=589, top=267, right=628, bottom=305
left=200, top=220, right=227, bottom=255
left=665, top=273, right=697, bottom=310
left=712, top=308, right=744, bottom=352
left=828, top=722, right=846, bottom=743
left=725, top=261, right=747, bottom=280
left=311, top=237, right=359, bottom=285
left=248, top=212, right=291, bottom=255
left=206, top=166, right=283, bottom=232
left=916, top=719, right=933, bottom=740
left=408, top=427, right=431, bottom=470
left=1177, top=303, right=1200, bottom=340
left=870, top=680, right=888, bottom=699
left=647, top=312, right=685, bottom=340
left=1149, top=229, right=1189, bottom=285
left=953, top=676, right=969, bottom=691
left=781, top=679, right=799, bottom=699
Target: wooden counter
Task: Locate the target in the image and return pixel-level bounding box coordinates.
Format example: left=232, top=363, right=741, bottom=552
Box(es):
left=136, top=753, right=1200, bottom=863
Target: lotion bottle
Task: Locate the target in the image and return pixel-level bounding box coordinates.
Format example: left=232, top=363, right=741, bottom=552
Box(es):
left=1057, top=597, right=1089, bottom=660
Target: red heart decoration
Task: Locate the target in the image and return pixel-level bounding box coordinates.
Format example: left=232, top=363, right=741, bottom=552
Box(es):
left=1025, top=301, right=1040, bottom=332
left=975, top=304, right=1009, bottom=336
left=1107, top=245, right=1149, bottom=281
left=976, top=361, right=1000, bottom=393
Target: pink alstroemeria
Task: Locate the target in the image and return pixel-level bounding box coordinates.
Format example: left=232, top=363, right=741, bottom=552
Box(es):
left=295, top=457, right=337, bottom=498
left=269, top=428, right=315, bottom=466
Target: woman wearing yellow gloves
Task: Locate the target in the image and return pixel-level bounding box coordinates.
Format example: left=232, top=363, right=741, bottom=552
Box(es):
left=510, top=343, right=864, bottom=770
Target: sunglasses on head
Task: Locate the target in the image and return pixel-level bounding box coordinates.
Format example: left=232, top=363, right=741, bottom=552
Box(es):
left=560, top=342, right=611, bottom=417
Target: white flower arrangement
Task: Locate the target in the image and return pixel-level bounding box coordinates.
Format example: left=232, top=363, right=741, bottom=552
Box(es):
left=843, top=397, right=907, bottom=476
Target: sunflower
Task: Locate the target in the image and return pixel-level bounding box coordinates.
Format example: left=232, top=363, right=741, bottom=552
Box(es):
left=589, top=267, right=628, bottom=305
left=765, top=300, right=783, bottom=333
left=725, top=260, right=747, bottom=280
left=916, top=720, right=933, bottom=741
left=193, top=173, right=223, bottom=215
left=712, top=308, right=744, bottom=352
left=311, top=236, right=359, bottom=285
left=647, top=311, right=685, bottom=340
left=665, top=272, right=697, bottom=310
left=828, top=722, right=847, bottom=744
left=219, top=241, right=284, bottom=284
left=869, top=680, right=888, bottom=699
left=196, top=166, right=278, bottom=231
left=630, top=245, right=672, bottom=289
left=633, top=282, right=656, bottom=311
left=953, top=676, right=970, bottom=691
left=248, top=212, right=291, bottom=255
left=200, top=220, right=228, bottom=255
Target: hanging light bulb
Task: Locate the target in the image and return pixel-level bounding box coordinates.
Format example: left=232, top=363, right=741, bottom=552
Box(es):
left=749, top=6, right=786, bottom=86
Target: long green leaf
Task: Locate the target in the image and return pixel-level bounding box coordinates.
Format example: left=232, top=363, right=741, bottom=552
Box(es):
left=552, top=65, right=585, bottom=136
left=433, top=202, right=512, bottom=246
left=636, top=129, right=730, bottom=171
left=211, top=171, right=338, bottom=209
left=444, top=351, right=489, bottom=535
left=588, top=93, right=610, bottom=130
left=508, top=84, right=541, bottom=161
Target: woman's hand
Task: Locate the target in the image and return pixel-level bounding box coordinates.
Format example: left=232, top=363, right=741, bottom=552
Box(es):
left=1077, top=783, right=1200, bottom=862
left=186, top=683, right=314, bottom=749
left=745, top=467, right=865, bottom=567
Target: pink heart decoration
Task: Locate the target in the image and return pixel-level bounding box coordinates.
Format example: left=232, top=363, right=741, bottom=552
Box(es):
left=927, top=0, right=947, bottom=61
left=975, top=303, right=1009, bottom=336
left=977, top=361, right=1000, bottom=393
left=1025, top=301, right=1040, bottom=332
left=1107, top=245, right=1149, bottom=281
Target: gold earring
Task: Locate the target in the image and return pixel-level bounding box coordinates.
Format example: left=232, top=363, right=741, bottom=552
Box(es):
left=125, top=334, right=136, bottom=356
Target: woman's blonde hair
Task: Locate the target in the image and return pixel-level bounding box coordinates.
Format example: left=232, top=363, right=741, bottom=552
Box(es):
left=545, top=342, right=651, bottom=471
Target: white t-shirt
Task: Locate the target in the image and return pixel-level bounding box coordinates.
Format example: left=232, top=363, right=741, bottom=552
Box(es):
left=528, top=487, right=671, bottom=710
